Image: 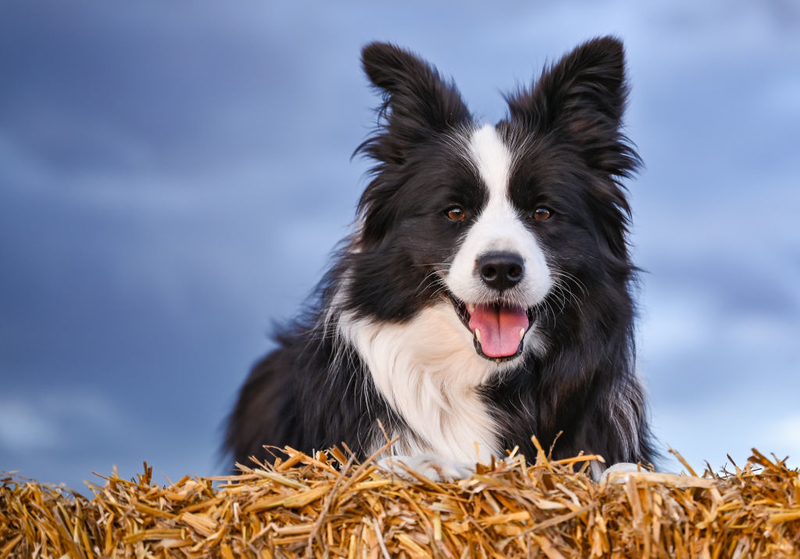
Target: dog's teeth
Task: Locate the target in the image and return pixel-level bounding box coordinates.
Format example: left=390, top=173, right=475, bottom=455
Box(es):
left=475, top=329, right=481, bottom=342
left=519, top=328, right=526, bottom=341
left=468, top=304, right=475, bottom=313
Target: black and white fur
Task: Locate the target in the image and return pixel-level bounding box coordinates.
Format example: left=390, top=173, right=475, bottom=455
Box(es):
left=225, top=37, right=656, bottom=480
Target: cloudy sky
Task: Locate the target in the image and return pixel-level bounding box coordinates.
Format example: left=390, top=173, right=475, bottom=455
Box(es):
left=1, top=1, right=798, bottom=492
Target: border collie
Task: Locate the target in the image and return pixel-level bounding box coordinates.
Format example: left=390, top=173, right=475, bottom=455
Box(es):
left=225, top=36, right=655, bottom=480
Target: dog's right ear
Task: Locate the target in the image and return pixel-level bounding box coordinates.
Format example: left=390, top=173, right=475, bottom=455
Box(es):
left=359, top=43, right=470, bottom=163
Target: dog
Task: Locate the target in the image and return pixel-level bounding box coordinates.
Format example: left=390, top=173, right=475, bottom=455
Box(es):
left=225, top=36, right=656, bottom=481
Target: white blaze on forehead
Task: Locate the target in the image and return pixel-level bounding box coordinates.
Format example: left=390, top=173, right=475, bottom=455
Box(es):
left=469, top=124, right=513, bottom=202
left=445, top=124, right=552, bottom=309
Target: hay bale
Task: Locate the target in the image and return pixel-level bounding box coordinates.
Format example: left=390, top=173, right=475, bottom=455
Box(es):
left=1, top=442, right=799, bottom=558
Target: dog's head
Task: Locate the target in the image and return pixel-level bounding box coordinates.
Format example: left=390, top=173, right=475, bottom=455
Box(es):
left=348, top=37, right=639, bottom=363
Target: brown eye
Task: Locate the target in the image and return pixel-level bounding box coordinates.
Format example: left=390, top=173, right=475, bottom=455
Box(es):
left=446, top=206, right=466, bottom=222
left=533, top=207, right=552, bottom=221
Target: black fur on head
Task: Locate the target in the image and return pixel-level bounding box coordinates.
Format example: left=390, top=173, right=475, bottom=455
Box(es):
left=342, top=43, right=481, bottom=323
left=503, top=36, right=641, bottom=260
left=355, top=43, right=473, bottom=246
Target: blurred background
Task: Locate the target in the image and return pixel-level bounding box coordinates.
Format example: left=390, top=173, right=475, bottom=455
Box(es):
left=1, top=1, right=798, bottom=493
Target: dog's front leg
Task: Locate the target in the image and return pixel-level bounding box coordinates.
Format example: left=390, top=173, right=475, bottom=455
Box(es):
left=377, top=454, right=474, bottom=482
left=597, top=461, right=644, bottom=483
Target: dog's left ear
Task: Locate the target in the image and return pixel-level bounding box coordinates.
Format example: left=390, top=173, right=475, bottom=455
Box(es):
left=360, top=42, right=470, bottom=163
left=507, top=36, right=639, bottom=178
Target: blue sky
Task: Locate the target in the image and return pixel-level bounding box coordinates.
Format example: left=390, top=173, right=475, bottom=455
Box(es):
left=1, top=1, right=798, bottom=492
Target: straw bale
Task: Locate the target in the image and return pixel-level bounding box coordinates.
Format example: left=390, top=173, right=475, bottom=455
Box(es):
left=1, top=442, right=799, bottom=558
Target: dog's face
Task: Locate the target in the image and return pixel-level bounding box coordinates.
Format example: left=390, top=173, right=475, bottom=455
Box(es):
left=350, top=38, right=638, bottom=364
left=442, top=124, right=553, bottom=360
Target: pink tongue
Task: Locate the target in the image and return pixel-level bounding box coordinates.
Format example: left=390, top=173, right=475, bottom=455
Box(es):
left=468, top=304, right=530, bottom=358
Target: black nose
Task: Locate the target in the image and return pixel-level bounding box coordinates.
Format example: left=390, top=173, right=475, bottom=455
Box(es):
left=477, top=252, right=524, bottom=291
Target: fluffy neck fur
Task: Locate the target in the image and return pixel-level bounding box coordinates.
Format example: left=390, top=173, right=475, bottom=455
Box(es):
left=338, top=301, right=500, bottom=463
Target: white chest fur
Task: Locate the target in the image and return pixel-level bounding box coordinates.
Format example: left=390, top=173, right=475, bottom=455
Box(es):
left=339, top=301, right=504, bottom=464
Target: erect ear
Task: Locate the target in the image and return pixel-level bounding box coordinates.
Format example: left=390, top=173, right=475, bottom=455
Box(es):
left=359, top=42, right=471, bottom=163
left=506, top=36, right=639, bottom=178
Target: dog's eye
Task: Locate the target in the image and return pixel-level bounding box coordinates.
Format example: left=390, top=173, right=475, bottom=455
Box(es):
left=532, top=207, right=552, bottom=221
left=445, top=206, right=466, bottom=222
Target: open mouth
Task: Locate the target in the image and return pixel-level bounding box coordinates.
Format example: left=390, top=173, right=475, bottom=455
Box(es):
left=449, top=294, right=532, bottom=362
